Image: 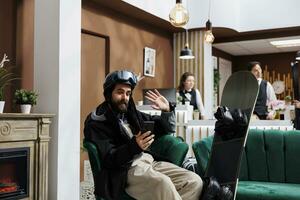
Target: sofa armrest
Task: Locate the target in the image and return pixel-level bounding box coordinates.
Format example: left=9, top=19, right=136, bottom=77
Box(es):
left=150, top=134, right=189, bottom=166
left=83, top=139, right=101, bottom=182
left=192, top=136, right=213, bottom=177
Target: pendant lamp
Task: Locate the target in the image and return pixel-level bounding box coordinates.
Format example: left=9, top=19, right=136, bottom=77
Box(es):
left=179, top=29, right=195, bottom=59
left=204, top=0, right=215, bottom=43
left=169, top=0, right=189, bottom=27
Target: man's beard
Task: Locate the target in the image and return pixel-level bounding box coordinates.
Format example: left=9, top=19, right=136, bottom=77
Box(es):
left=111, top=99, right=129, bottom=113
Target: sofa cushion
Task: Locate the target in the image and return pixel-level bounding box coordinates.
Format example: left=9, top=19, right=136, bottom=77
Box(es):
left=243, top=129, right=269, bottom=181
left=285, top=131, right=300, bottom=183
left=240, top=129, right=300, bottom=183
left=263, top=130, right=285, bottom=182
left=237, top=181, right=300, bottom=200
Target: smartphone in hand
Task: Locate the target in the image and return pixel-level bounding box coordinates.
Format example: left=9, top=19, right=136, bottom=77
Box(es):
left=143, top=121, right=155, bottom=133
left=142, top=121, right=155, bottom=150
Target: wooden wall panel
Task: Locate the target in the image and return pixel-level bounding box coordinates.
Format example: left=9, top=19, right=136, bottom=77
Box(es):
left=0, top=0, right=17, bottom=112
left=16, top=0, right=34, bottom=90
left=233, top=52, right=297, bottom=99
left=233, top=52, right=296, bottom=74
left=80, top=33, right=107, bottom=180
left=0, top=0, right=34, bottom=112
left=174, top=30, right=205, bottom=99
left=82, top=0, right=174, bottom=102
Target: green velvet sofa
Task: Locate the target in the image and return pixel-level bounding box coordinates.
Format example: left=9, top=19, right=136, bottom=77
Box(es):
left=192, top=129, right=300, bottom=200
left=84, top=134, right=189, bottom=200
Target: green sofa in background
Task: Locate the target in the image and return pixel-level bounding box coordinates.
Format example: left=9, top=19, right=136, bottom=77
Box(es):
left=192, top=129, right=300, bottom=200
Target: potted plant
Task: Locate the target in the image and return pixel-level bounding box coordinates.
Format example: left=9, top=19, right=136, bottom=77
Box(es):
left=214, top=70, right=221, bottom=92
left=0, top=54, right=18, bottom=113
left=14, top=89, right=38, bottom=114
left=177, top=95, right=183, bottom=105
left=284, top=95, right=292, bottom=105
left=193, top=109, right=200, bottom=120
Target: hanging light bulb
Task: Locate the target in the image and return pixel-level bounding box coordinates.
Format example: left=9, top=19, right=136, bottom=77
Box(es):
left=179, top=29, right=195, bottom=59
left=169, top=0, right=189, bottom=27
left=204, top=0, right=215, bottom=43
left=204, top=20, right=215, bottom=43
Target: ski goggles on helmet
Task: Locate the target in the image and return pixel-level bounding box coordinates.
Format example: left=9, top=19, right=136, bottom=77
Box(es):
left=115, top=70, right=137, bottom=86
left=104, top=70, right=138, bottom=91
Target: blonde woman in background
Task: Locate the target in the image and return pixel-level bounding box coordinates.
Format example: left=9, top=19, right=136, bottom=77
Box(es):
left=177, top=72, right=206, bottom=119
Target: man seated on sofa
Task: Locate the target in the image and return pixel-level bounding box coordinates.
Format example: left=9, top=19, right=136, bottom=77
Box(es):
left=84, top=70, right=203, bottom=200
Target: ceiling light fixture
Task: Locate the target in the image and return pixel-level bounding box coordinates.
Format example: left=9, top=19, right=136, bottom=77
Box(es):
left=179, top=29, right=195, bottom=59
left=204, top=20, right=215, bottom=43
left=204, top=0, right=214, bottom=43
left=270, top=39, right=300, bottom=48
left=178, top=1, right=194, bottom=60
left=169, top=0, right=189, bottom=28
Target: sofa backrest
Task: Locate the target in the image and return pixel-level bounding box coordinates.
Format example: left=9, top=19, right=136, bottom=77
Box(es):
left=240, top=129, right=300, bottom=183
left=193, top=129, right=300, bottom=183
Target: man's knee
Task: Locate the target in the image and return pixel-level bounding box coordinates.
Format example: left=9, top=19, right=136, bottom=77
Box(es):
left=187, top=172, right=203, bottom=191
left=153, top=175, right=174, bottom=189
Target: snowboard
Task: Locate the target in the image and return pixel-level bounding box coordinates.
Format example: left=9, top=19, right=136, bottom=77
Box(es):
left=204, top=71, right=259, bottom=200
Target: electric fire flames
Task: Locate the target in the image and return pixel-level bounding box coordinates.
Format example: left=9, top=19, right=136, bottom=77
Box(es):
left=0, top=181, right=18, bottom=193
left=0, top=163, right=18, bottom=194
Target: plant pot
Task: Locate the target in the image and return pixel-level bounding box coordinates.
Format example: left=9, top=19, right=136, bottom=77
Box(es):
left=193, top=111, right=200, bottom=120
left=20, top=104, right=31, bottom=114
left=285, top=101, right=291, bottom=106
left=0, top=101, right=5, bottom=113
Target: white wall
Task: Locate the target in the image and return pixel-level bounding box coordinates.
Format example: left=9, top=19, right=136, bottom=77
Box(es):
left=124, top=0, right=300, bottom=32
left=123, top=0, right=174, bottom=21
left=218, top=58, right=232, bottom=103
left=189, top=0, right=240, bottom=30
left=203, top=41, right=214, bottom=119
left=239, top=0, right=300, bottom=31
left=34, top=0, right=81, bottom=199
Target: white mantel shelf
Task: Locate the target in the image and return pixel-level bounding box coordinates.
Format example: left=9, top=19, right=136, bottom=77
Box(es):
left=0, top=113, right=55, bottom=118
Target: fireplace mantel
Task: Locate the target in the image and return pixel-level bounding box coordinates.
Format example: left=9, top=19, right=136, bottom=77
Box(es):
left=0, top=113, right=54, bottom=200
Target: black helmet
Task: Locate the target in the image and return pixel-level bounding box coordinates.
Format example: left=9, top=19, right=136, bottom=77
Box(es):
left=103, top=70, right=138, bottom=96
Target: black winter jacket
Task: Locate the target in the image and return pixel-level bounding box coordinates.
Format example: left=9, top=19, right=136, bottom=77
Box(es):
left=84, top=100, right=175, bottom=200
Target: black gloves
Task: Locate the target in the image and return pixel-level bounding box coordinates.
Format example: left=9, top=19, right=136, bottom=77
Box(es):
left=200, top=177, right=233, bottom=200
left=214, top=106, right=248, bottom=140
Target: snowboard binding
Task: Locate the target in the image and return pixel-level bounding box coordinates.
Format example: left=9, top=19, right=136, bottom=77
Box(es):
left=214, top=106, right=248, bottom=140
left=200, top=177, right=233, bottom=200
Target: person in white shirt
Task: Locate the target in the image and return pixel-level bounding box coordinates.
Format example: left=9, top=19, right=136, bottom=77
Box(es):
left=177, top=72, right=206, bottom=119
left=248, top=61, right=277, bottom=119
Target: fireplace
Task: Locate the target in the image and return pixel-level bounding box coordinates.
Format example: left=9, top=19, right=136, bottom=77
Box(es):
left=0, top=114, right=53, bottom=200
left=0, top=147, right=29, bottom=200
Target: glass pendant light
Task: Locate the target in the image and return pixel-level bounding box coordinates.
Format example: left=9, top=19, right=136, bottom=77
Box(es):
left=204, top=0, right=215, bottom=43
left=204, top=20, right=215, bottom=43
left=179, top=29, right=195, bottom=59
left=169, top=0, right=189, bottom=27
